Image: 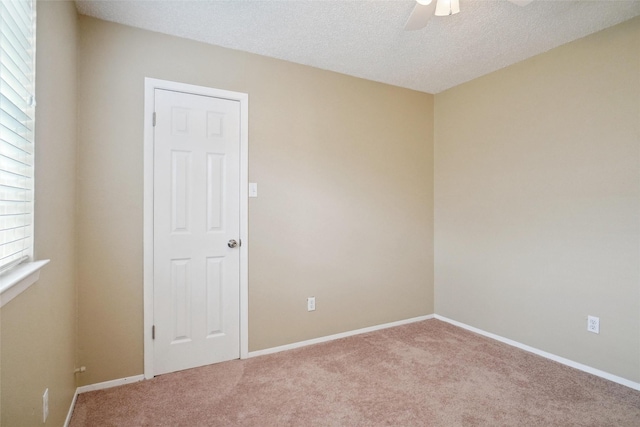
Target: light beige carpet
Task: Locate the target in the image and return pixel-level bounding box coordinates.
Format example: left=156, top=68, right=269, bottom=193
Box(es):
left=70, top=319, right=640, bottom=426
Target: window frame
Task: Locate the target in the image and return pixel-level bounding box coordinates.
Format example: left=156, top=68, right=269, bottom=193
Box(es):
left=0, top=0, right=48, bottom=306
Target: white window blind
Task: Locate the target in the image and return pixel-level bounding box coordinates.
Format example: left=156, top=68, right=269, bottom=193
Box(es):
left=0, top=0, right=36, bottom=273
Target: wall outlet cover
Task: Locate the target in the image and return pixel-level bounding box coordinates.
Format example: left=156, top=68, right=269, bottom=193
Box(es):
left=43, top=388, right=49, bottom=423
left=587, top=315, right=600, bottom=334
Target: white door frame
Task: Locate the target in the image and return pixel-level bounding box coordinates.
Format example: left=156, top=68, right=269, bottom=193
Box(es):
left=143, top=77, right=249, bottom=379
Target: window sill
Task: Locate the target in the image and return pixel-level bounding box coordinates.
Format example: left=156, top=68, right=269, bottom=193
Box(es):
left=0, top=260, right=50, bottom=308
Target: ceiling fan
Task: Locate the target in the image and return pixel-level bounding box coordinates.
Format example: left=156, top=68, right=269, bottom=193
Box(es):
left=405, top=0, right=535, bottom=31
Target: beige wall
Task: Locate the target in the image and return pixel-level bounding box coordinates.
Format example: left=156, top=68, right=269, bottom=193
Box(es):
left=0, top=1, right=78, bottom=425
left=76, top=16, right=434, bottom=385
left=434, top=18, right=640, bottom=382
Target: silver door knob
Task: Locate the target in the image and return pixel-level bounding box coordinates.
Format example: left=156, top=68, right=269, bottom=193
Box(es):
left=228, top=239, right=238, bottom=248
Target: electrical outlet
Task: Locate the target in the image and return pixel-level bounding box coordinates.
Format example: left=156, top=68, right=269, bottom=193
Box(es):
left=587, top=315, right=600, bottom=334
left=307, top=296, right=316, bottom=311
left=43, top=388, right=49, bottom=423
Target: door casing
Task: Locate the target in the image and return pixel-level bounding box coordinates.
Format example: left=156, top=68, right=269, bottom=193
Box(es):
left=143, top=77, right=249, bottom=379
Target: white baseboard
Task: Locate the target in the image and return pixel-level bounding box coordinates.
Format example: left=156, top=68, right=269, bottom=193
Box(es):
left=76, top=374, right=146, bottom=394
left=246, top=314, right=434, bottom=358
left=434, top=314, right=640, bottom=391
left=63, top=388, right=79, bottom=427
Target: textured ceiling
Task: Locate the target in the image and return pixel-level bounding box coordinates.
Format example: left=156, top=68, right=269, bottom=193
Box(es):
left=75, top=0, right=640, bottom=94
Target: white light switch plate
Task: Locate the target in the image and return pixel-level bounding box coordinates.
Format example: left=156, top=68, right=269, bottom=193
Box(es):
left=249, top=182, right=258, bottom=198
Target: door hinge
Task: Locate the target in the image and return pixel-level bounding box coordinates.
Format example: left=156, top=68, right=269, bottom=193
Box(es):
left=152, top=325, right=156, bottom=340
left=152, top=112, right=156, bottom=127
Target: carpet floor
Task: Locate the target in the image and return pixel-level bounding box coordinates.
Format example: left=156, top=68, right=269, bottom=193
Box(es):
left=70, top=319, right=640, bottom=426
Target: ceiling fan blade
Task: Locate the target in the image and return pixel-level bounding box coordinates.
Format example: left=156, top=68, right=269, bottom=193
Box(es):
left=507, top=0, right=535, bottom=6
left=404, top=1, right=437, bottom=31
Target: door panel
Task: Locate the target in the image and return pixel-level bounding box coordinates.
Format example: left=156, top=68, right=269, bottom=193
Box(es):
left=153, top=89, right=240, bottom=375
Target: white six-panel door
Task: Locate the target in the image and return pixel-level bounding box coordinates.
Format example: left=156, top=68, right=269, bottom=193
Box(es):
left=153, top=88, right=241, bottom=375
